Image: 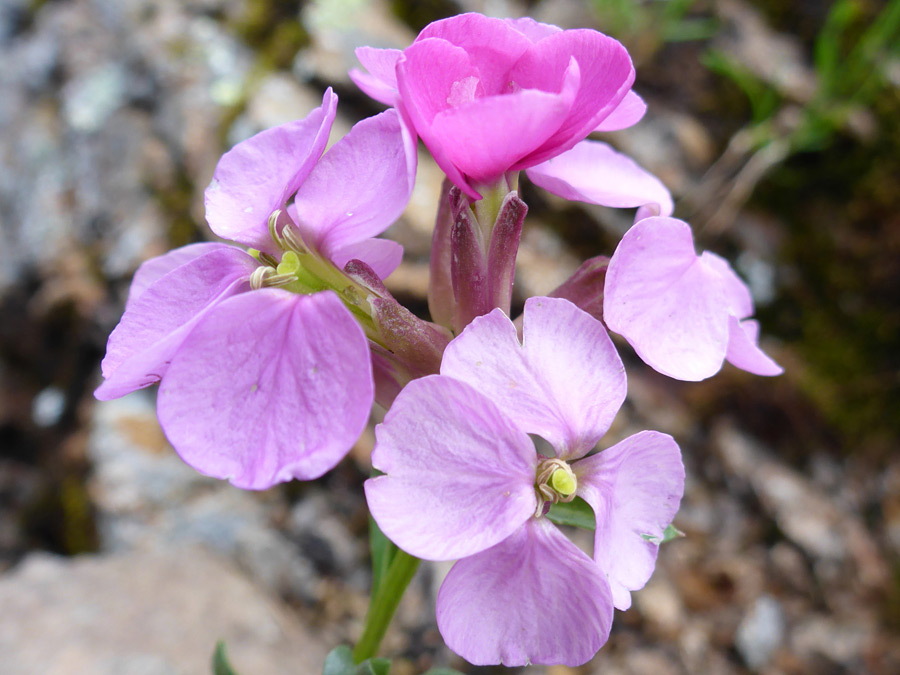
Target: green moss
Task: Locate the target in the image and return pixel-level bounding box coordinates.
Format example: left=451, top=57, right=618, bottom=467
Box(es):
left=753, top=90, right=900, bottom=456
left=149, top=167, right=201, bottom=248
left=231, top=0, right=310, bottom=71
left=60, top=475, right=97, bottom=555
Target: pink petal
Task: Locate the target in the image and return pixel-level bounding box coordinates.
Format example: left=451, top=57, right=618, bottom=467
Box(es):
left=437, top=518, right=614, bottom=667
left=95, top=247, right=258, bottom=401
left=366, top=375, right=537, bottom=560
left=429, top=70, right=578, bottom=184
left=396, top=39, right=482, bottom=125
left=395, top=39, right=486, bottom=198
left=575, top=431, right=684, bottom=610
left=292, top=109, right=416, bottom=258
left=204, top=88, right=337, bottom=251
left=350, top=47, right=401, bottom=105
left=330, top=237, right=403, bottom=280
left=525, top=140, right=673, bottom=216
left=415, top=13, right=531, bottom=94
left=726, top=317, right=783, bottom=376
left=594, top=90, right=646, bottom=132
left=700, top=251, right=754, bottom=319
left=510, top=30, right=634, bottom=166
left=604, top=217, right=729, bottom=381
left=504, top=17, right=562, bottom=42
left=441, top=297, right=626, bottom=459
left=126, top=243, right=232, bottom=311
left=156, top=289, right=373, bottom=490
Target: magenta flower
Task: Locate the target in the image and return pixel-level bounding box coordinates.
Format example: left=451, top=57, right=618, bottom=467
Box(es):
left=95, top=90, right=418, bottom=489
left=604, top=216, right=783, bottom=381
left=365, top=297, right=684, bottom=666
left=350, top=12, right=668, bottom=213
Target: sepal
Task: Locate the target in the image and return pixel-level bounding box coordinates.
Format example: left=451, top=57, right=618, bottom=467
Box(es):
left=548, top=255, right=609, bottom=322
left=486, top=192, right=527, bottom=314
left=450, top=196, right=489, bottom=330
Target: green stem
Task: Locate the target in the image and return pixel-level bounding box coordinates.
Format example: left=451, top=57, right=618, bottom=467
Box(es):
left=352, top=549, right=421, bottom=663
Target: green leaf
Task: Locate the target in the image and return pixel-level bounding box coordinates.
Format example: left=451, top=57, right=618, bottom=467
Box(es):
left=323, top=646, right=391, bottom=675
left=369, top=516, right=398, bottom=598
left=662, top=524, right=685, bottom=542
left=357, top=658, right=391, bottom=675
left=546, top=497, right=596, bottom=530
left=640, top=524, right=685, bottom=544
left=212, top=641, right=240, bottom=675
left=323, top=646, right=356, bottom=675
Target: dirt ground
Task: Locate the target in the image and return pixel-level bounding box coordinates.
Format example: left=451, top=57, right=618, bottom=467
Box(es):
left=0, top=1, right=898, bottom=673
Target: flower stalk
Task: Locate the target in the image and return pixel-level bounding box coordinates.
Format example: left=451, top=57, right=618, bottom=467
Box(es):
left=352, top=549, right=421, bottom=663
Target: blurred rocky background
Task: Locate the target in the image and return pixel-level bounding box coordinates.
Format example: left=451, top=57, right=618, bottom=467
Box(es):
left=0, top=0, right=899, bottom=673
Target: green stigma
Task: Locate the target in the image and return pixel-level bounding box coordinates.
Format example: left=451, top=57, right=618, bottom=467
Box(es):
left=549, top=467, right=576, bottom=496
left=276, top=250, right=301, bottom=276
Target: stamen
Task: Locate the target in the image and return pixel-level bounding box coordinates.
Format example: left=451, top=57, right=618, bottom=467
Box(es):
left=533, top=457, right=578, bottom=517
left=281, top=223, right=309, bottom=254
left=258, top=252, right=279, bottom=268
left=250, top=265, right=298, bottom=290
left=250, top=266, right=273, bottom=290
left=268, top=210, right=287, bottom=250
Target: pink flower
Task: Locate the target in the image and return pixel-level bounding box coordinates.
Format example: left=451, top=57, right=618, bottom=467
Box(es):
left=351, top=13, right=668, bottom=212
left=604, top=216, right=783, bottom=381
left=95, top=90, right=417, bottom=488
left=365, top=297, right=684, bottom=666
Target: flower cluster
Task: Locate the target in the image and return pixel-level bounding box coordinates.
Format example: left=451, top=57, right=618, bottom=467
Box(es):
left=97, top=11, right=781, bottom=669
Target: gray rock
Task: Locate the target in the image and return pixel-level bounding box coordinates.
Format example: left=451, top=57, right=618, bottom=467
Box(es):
left=89, top=391, right=321, bottom=602
left=31, top=385, right=66, bottom=427
left=0, top=548, right=327, bottom=675
left=791, top=615, right=872, bottom=669
left=735, top=594, right=785, bottom=670
left=62, top=63, right=128, bottom=133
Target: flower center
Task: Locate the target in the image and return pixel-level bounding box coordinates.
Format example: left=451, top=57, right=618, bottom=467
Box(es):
left=534, top=457, right=577, bottom=517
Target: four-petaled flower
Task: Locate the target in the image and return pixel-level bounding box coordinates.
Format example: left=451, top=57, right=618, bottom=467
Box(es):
left=366, top=297, right=684, bottom=666
left=351, top=13, right=671, bottom=216
left=95, top=89, right=417, bottom=489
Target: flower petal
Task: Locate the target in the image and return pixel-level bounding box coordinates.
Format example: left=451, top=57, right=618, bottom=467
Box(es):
left=395, top=38, right=489, bottom=197
left=604, top=217, right=729, bottom=381
left=593, top=90, right=646, bottom=132
left=204, top=88, right=338, bottom=251
left=415, top=13, right=531, bottom=94
left=700, top=251, right=754, bottom=319
left=330, top=237, right=404, bottom=281
left=441, top=297, right=625, bottom=459
left=95, top=247, right=258, bottom=400
left=157, top=289, right=373, bottom=490
left=292, top=109, right=416, bottom=258
left=350, top=47, right=401, bottom=105
left=575, top=431, right=684, bottom=610
left=510, top=30, right=634, bottom=166
left=504, top=16, right=562, bottom=42
left=437, top=518, right=614, bottom=667
left=526, top=139, right=673, bottom=216
left=366, top=375, right=537, bottom=560
left=126, top=243, right=232, bottom=311
left=726, top=317, right=783, bottom=376
left=430, top=70, right=577, bottom=184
